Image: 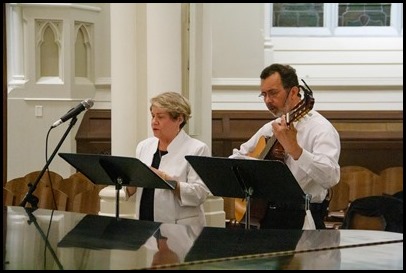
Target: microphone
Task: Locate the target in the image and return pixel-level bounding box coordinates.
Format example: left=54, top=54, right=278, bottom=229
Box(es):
left=51, top=98, right=94, bottom=128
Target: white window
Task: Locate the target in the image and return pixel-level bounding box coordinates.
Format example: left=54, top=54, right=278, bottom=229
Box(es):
left=268, top=3, right=403, bottom=36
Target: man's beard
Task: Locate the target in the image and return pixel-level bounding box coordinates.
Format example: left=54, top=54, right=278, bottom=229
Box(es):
left=267, top=104, right=285, bottom=118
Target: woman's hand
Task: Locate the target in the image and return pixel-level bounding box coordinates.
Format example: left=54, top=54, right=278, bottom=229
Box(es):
left=151, top=167, right=169, bottom=180
left=150, top=167, right=181, bottom=200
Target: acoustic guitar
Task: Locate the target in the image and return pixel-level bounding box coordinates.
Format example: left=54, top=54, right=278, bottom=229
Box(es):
left=234, top=81, right=315, bottom=224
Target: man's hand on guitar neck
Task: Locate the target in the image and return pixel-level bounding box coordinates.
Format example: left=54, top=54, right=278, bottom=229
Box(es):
left=272, top=115, right=303, bottom=160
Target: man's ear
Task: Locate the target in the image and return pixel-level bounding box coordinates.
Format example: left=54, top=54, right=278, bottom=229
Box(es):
left=291, top=85, right=300, bottom=97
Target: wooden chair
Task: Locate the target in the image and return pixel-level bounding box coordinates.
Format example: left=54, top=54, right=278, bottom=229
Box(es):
left=58, top=172, right=97, bottom=212
left=4, top=177, right=30, bottom=206
left=380, top=166, right=403, bottom=195
left=24, top=170, right=63, bottom=189
left=3, top=188, right=16, bottom=206
left=5, top=185, right=68, bottom=211
left=58, top=173, right=95, bottom=197
left=71, top=186, right=105, bottom=215
left=5, top=177, right=29, bottom=193
left=340, top=166, right=383, bottom=203
left=6, top=171, right=64, bottom=207
left=34, top=186, right=68, bottom=211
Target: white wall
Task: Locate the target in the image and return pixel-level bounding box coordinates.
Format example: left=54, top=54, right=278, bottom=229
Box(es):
left=210, top=3, right=403, bottom=111
left=6, top=3, right=110, bottom=180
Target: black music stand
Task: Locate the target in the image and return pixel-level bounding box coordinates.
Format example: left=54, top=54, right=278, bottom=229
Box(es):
left=58, top=214, right=161, bottom=250
left=59, top=153, right=176, bottom=220
left=185, top=156, right=309, bottom=229
left=185, top=227, right=303, bottom=262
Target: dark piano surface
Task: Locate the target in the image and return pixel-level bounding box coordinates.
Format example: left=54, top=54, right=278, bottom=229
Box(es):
left=3, top=206, right=403, bottom=270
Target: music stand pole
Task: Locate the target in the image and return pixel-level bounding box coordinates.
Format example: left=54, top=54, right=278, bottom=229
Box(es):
left=20, top=117, right=78, bottom=208
left=99, top=159, right=126, bottom=221
left=232, top=165, right=254, bottom=229
left=115, top=177, right=123, bottom=221
left=245, top=189, right=253, bottom=229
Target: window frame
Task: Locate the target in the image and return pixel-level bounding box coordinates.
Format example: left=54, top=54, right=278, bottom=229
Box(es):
left=268, top=3, right=403, bottom=37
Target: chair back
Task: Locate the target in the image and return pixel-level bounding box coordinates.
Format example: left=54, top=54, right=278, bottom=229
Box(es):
left=328, top=181, right=350, bottom=212
left=35, top=187, right=68, bottom=211
left=5, top=177, right=30, bottom=194
left=5, top=177, right=30, bottom=206
left=71, top=186, right=104, bottom=214
left=59, top=172, right=94, bottom=197
left=380, top=166, right=403, bottom=195
left=58, top=172, right=96, bottom=211
left=340, top=166, right=382, bottom=202
left=3, top=188, right=16, bottom=206
left=324, top=182, right=350, bottom=229
left=24, top=170, right=63, bottom=189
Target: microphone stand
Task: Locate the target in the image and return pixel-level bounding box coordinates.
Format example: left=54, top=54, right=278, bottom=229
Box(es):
left=24, top=207, right=64, bottom=270
left=19, top=116, right=78, bottom=208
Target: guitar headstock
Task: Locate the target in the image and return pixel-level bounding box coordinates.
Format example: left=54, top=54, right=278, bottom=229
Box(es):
left=286, top=79, right=315, bottom=124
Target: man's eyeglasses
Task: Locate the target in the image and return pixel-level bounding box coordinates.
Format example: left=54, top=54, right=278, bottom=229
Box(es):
left=258, top=90, right=281, bottom=99
left=259, top=80, right=313, bottom=100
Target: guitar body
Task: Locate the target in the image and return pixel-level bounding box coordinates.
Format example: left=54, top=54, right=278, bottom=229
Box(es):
left=234, top=198, right=247, bottom=223
left=247, top=136, right=266, bottom=158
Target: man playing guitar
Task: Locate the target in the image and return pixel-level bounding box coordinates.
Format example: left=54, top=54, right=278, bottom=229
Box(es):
left=230, top=63, right=341, bottom=229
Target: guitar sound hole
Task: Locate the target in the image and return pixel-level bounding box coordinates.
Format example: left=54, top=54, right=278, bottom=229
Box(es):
left=266, top=142, right=285, bottom=162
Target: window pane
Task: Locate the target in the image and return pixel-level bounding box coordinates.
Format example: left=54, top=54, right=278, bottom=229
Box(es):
left=273, top=3, right=324, bottom=27
left=338, top=3, right=391, bottom=26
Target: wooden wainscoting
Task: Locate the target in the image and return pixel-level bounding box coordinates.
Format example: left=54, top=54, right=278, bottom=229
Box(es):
left=212, top=110, right=403, bottom=174
left=76, top=110, right=403, bottom=173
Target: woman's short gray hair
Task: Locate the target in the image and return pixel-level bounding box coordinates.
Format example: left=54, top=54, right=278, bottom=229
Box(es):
left=150, top=92, right=191, bottom=129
